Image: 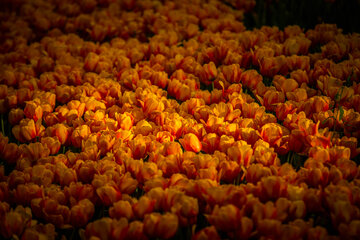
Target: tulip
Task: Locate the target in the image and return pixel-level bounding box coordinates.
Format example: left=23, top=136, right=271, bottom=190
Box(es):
left=70, top=199, right=95, bottom=227
left=227, top=141, right=253, bottom=168
left=2, top=142, right=20, bottom=165
left=0, top=206, right=32, bottom=239
left=179, top=133, right=202, bottom=153
left=143, top=212, right=179, bottom=239
left=132, top=196, right=156, bottom=219
left=8, top=108, right=24, bottom=125
left=126, top=220, right=148, bottom=240
left=96, top=184, right=122, bottom=206
left=192, top=226, right=221, bottom=240
left=206, top=204, right=242, bottom=232
left=109, top=200, right=134, bottom=220
left=24, top=99, right=43, bottom=122
left=41, top=136, right=61, bottom=155
left=31, top=197, right=70, bottom=228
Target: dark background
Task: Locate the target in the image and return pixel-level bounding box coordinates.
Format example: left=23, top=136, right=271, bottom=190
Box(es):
left=244, top=0, right=360, bottom=33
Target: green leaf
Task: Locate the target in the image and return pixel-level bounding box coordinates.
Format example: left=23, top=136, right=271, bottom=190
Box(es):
left=338, top=106, right=344, bottom=122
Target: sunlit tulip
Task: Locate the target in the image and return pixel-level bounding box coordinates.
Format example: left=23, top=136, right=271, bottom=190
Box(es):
left=218, top=160, right=241, bottom=183
left=24, top=99, right=43, bottom=122
left=260, top=123, right=289, bottom=148
left=227, top=141, right=253, bottom=167
left=12, top=119, right=44, bottom=143
left=201, top=133, right=220, bottom=154
left=179, top=133, right=202, bottom=153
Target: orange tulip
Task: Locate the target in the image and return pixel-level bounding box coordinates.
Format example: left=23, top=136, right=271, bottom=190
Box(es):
left=55, top=162, right=78, bottom=187
left=0, top=206, right=32, bottom=239
left=96, top=184, right=122, bottom=207
left=31, top=165, right=54, bottom=187
left=126, top=220, right=148, bottom=240
left=201, top=133, right=220, bottom=154
left=252, top=46, right=275, bottom=67
left=139, top=94, right=165, bottom=116
left=21, top=223, right=57, bottom=240
left=290, top=69, right=310, bottom=85
left=41, top=136, right=61, bottom=155
left=31, top=197, right=70, bottom=227
left=192, top=226, right=221, bottom=240
left=70, top=199, right=95, bottom=227
left=12, top=119, right=45, bottom=143
left=227, top=141, right=253, bottom=167
left=24, top=99, right=43, bottom=122
left=2, top=142, right=20, bottom=165
left=260, top=55, right=287, bottom=77
left=71, top=124, right=91, bottom=148
left=179, top=133, right=202, bottom=153
left=132, top=196, right=156, bottom=219
left=338, top=220, right=360, bottom=239
left=260, top=123, right=290, bottom=149
left=19, top=142, right=50, bottom=164
left=221, top=64, right=242, bottom=83
left=286, top=55, right=310, bottom=72
left=167, top=79, right=192, bottom=101
left=64, top=182, right=97, bottom=204
left=283, top=36, right=311, bottom=56
left=109, top=200, right=134, bottom=220
left=206, top=204, right=242, bottom=232
left=240, top=69, right=263, bottom=90
left=12, top=183, right=44, bottom=206
left=258, top=176, right=288, bottom=201
left=143, top=212, right=179, bottom=239
left=8, top=108, right=24, bottom=125
left=218, top=160, right=241, bottom=183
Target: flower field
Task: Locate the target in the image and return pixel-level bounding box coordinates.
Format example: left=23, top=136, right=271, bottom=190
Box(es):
left=1, top=0, right=360, bottom=239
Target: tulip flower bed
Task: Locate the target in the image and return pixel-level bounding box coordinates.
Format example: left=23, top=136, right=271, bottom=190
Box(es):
left=1, top=0, right=360, bottom=239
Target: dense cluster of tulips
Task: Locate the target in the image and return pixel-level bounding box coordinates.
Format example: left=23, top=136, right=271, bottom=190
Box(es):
left=1, top=0, right=360, bottom=239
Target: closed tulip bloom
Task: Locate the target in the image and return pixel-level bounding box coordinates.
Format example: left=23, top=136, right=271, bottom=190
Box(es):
left=179, top=133, right=202, bottom=153
left=8, top=108, right=24, bottom=125
left=206, top=204, right=242, bottom=232
left=96, top=184, right=122, bottom=206
left=143, top=212, right=179, bottom=239
left=227, top=141, right=253, bottom=167
left=109, top=200, right=134, bottom=220
left=70, top=199, right=95, bottom=227
left=132, top=196, right=156, bottom=219
left=192, top=226, right=221, bottom=240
